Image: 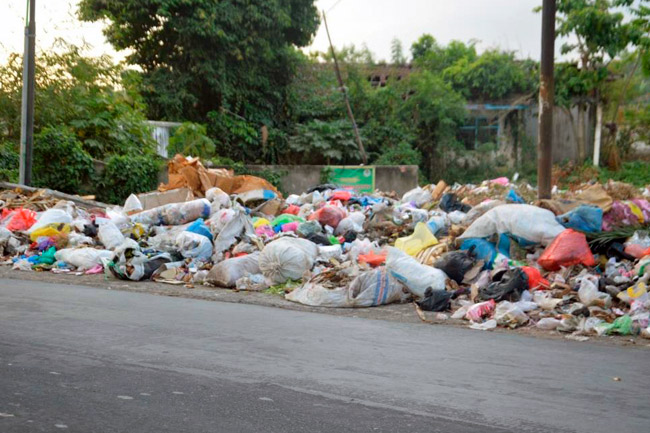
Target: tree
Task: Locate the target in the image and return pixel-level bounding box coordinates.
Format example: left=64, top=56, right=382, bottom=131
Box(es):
left=410, top=34, right=438, bottom=61
left=554, top=0, right=650, bottom=161
left=78, top=0, right=320, bottom=124
left=391, top=38, right=406, bottom=64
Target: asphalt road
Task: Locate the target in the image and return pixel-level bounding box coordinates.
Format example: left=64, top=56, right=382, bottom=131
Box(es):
left=0, top=279, right=648, bottom=433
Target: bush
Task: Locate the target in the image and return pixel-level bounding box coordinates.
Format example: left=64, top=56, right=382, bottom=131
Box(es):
left=0, top=142, right=19, bottom=182
left=33, top=127, right=94, bottom=193
left=374, top=141, right=422, bottom=166
left=97, top=154, right=161, bottom=204
left=168, top=122, right=215, bottom=158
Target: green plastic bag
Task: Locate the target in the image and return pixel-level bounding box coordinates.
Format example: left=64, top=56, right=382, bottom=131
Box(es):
left=605, top=315, right=633, bottom=335
left=36, top=246, right=57, bottom=265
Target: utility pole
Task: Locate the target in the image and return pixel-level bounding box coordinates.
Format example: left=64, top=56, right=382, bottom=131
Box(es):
left=20, top=0, right=36, bottom=185
left=537, top=0, right=555, bottom=199
left=322, top=10, right=368, bottom=165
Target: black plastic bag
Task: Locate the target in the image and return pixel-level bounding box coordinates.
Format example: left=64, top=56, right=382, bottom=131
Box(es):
left=417, top=288, right=453, bottom=312
left=439, top=193, right=471, bottom=213
left=306, top=233, right=332, bottom=246
left=479, top=268, right=528, bottom=302
left=307, top=184, right=338, bottom=193
left=433, top=246, right=477, bottom=284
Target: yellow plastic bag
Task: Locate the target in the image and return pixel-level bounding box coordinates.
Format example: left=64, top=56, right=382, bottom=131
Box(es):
left=617, top=282, right=648, bottom=304
left=253, top=218, right=271, bottom=229
left=395, top=222, right=438, bottom=256
left=29, top=224, right=71, bottom=242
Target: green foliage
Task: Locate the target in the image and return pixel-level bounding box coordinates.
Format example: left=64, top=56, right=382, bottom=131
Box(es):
left=599, top=161, right=650, bottom=186
left=206, top=110, right=260, bottom=162
left=443, top=50, right=537, bottom=100
left=0, top=46, right=156, bottom=159
left=390, top=38, right=407, bottom=64
left=0, top=142, right=19, bottom=182
left=32, top=127, right=94, bottom=194
left=169, top=122, right=216, bottom=158
left=288, top=119, right=360, bottom=164
left=375, top=141, right=422, bottom=166
left=79, top=0, right=320, bottom=124
left=97, top=155, right=162, bottom=204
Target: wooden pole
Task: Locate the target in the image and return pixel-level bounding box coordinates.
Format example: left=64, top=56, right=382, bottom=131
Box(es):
left=537, top=0, right=555, bottom=199
left=322, top=10, right=368, bottom=165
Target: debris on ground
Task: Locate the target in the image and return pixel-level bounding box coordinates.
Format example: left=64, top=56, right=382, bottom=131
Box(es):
left=2, top=155, right=650, bottom=341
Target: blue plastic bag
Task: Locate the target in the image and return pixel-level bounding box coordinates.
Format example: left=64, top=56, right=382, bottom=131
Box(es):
left=506, top=189, right=525, bottom=204
left=186, top=218, right=214, bottom=242
left=556, top=205, right=603, bottom=233
left=460, top=238, right=497, bottom=269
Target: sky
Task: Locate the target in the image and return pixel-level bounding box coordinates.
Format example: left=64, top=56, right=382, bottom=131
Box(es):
left=0, top=0, right=555, bottom=64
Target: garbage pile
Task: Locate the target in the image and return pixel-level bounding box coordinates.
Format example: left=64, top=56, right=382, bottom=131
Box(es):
left=2, top=157, right=650, bottom=340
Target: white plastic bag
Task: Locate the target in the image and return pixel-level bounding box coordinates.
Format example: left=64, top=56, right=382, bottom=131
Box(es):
left=494, top=301, right=529, bottom=327
left=536, top=317, right=562, bottom=330
left=98, top=221, right=125, bottom=250
left=578, top=274, right=612, bottom=308
left=286, top=268, right=408, bottom=308
left=176, top=231, right=213, bottom=261
left=259, top=238, right=318, bottom=284
left=206, top=187, right=231, bottom=209
left=335, top=211, right=365, bottom=235
left=55, top=248, right=113, bottom=270
left=27, top=209, right=73, bottom=233
left=318, top=245, right=343, bottom=261
left=123, top=194, right=143, bottom=214
left=206, top=252, right=261, bottom=287
left=385, top=247, right=447, bottom=299
left=533, top=291, right=562, bottom=310
left=401, top=187, right=432, bottom=207
left=213, top=212, right=255, bottom=256
left=459, top=204, right=564, bottom=245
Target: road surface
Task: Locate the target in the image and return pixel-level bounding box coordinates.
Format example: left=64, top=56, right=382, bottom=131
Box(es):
left=0, top=279, right=648, bottom=432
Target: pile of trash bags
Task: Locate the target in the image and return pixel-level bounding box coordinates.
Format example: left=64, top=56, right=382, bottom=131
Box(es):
left=2, top=159, right=650, bottom=340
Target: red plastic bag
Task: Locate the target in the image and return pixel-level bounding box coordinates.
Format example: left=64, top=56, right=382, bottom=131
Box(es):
left=358, top=251, right=387, bottom=267
left=307, top=206, right=346, bottom=229
left=331, top=191, right=352, bottom=202
left=521, top=266, right=550, bottom=290
left=4, top=208, right=37, bottom=231
left=538, top=229, right=596, bottom=271
left=282, top=205, right=300, bottom=216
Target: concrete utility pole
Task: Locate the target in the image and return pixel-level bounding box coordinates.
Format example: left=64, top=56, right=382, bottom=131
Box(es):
left=19, top=0, right=36, bottom=185
left=537, top=0, right=555, bottom=200
left=322, top=10, right=368, bottom=165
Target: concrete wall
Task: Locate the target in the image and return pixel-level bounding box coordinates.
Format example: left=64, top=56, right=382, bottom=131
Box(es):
left=245, top=165, right=419, bottom=195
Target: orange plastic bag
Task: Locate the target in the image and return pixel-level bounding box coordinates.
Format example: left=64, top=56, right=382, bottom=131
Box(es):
left=521, top=266, right=550, bottom=290
left=538, top=229, right=596, bottom=271
left=358, top=251, right=387, bottom=267
left=4, top=208, right=37, bottom=231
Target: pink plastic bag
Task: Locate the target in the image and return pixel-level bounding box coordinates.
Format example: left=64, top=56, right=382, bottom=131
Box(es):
left=3, top=208, right=37, bottom=231
left=465, top=299, right=496, bottom=322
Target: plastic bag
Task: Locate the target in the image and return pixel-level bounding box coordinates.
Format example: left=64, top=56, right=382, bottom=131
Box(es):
left=29, top=224, right=71, bottom=242
left=521, top=266, right=550, bottom=290
left=259, top=237, right=319, bottom=284
left=462, top=200, right=505, bottom=226
left=286, top=268, right=407, bottom=308
left=335, top=212, right=365, bottom=235
left=187, top=218, right=213, bottom=241
left=469, top=319, right=497, bottom=330
left=433, top=248, right=477, bottom=284
left=533, top=291, right=562, bottom=310
left=111, top=249, right=172, bottom=281
left=556, top=205, right=603, bottom=233
left=426, top=214, right=449, bottom=236
left=358, top=251, right=387, bottom=267
left=3, top=208, right=37, bottom=231
left=28, top=209, right=73, bottom=234
left=460, top=239, right=497, bottom=269
left=538, top=229, right=596, bottom=271
left=536, top=317, right=562, bottom=330
left=206, top=252, right=261, bottom=287
left=624, top=231, right=650, bottom=259
left=459, top=204, right=564, bottom=246
left=386, top=247, right=447, bottom=299
left=213, top=212, right=255, bottom=256
left=176, top=231, right=213, bottom=261
left=465, top=299, right=496, bottom=322
left=402, top=187, right=432, bottom=207
left=395, top=222, right=438, bottom=256
left=131, top=199, right=210, bottom=226
left=55, top=248, right=113, bottom=270
left=440, top=193, right=471, bottom=213
left=604, top=315, right=633, bottom=335
left=417, top=288, right=453, bottom=312
left=209, top=208, right=236, bottom=236
left=68, top=232, right=94, bottom=247
left=318, top=245, right=343, bottom=261
left=494, top=301, right=529, bottom=327
left=206, top=187, right=230, bottom=208
left=297, top=221, right=322, bottom=238
left=577, top=274, right=611, bottom=308
left=308, top=206, right=347, bottom=229
left=98, top=222, right=125, bottom=250
left=123, top=194, right=143, bottom=215
left=479, top=268, right=528, bottom=302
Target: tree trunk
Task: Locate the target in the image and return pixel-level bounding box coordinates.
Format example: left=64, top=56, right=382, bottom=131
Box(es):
left=576, top=104, right=586, bottom=162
